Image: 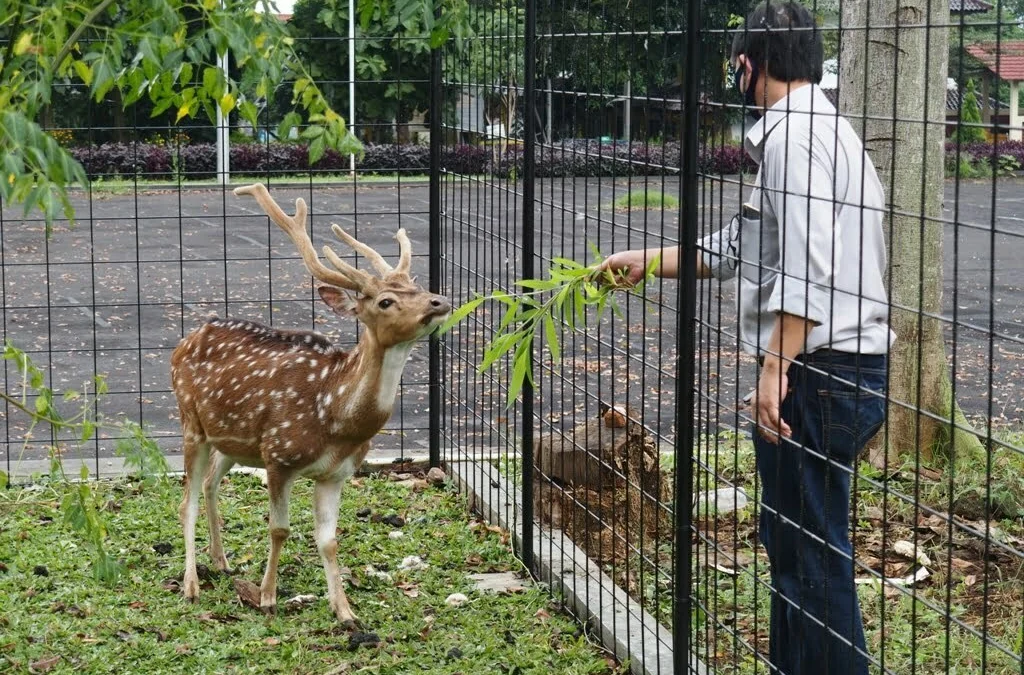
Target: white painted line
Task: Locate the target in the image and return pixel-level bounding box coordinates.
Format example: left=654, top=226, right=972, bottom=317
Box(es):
left=60, top=296, right=110, bottom=328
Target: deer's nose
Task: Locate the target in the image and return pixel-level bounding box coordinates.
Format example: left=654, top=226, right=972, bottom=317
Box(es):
left=431, top=297, right=451, bottom=313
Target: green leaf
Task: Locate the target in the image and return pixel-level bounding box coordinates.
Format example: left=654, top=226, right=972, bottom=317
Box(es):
left=544, top=314, right=560, bottom=363
left=514, top=278, right=559, bottom=291
left=437, top=295, right=486, bottom=334
left=0, top=470, right=7, bottom=490
left=73, top=60, right=93, bottom=86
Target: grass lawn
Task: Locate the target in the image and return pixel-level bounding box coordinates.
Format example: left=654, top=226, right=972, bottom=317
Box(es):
left=83, top=174, right=430, bottom=196
left=612, top=190, right=680, bottom=211
left=0, top=472, right=622, bottom=674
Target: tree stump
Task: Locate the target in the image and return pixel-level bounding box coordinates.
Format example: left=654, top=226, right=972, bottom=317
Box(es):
left=533, top=403, right=665, bottom=566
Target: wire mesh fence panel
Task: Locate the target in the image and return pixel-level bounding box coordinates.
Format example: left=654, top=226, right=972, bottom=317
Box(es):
left=1, top=30, right=438, bottom=483
left=436, top=0, right=686, bottom=670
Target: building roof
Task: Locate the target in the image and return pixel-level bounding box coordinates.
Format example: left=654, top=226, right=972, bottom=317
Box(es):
left=966, top=42, right=1024, bottom=81
left=950, top=0, right=994, bottom=13
left=820, top=86, right=1006, bottom=114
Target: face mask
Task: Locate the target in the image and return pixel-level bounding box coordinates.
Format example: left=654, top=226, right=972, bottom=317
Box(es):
left=733, top=60, right=762, bottom=121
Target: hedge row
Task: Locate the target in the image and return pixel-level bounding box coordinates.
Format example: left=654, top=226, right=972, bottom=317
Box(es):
left=68, top=139, right=1022, bottom=180
left=68, top=140, right=764, bottom=180
left=946, top=140, right=1024, bottom=168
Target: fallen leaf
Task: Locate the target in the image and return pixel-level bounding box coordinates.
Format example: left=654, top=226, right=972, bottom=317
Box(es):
left=535, top=609, right=551, bottom=622
left=198, top=612, right=241, bottom=623
left=397, top=582, right=420, bottom=598
left=175, top=644, right=191, bottom=655
left=128, top=601, right=147, bottom=610
left=264, top=637, right=281, bottom=646
left=29, top=655, right=60, bottom=673
left=233, top=578, right=262, bottom=610
left=964, top=574, right=977, bottom=587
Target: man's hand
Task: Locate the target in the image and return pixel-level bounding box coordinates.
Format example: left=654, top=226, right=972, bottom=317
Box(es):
left=755, top=363, right=792, bottom=444
left=597, top=249, right=650, bottom=287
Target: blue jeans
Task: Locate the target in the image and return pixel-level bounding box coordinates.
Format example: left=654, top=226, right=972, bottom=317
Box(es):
left=755, top=350, right=888, bottom=675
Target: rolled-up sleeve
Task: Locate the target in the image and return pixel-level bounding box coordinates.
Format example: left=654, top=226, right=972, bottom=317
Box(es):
left=763, top=132, right=839, bottom=326
left=698, top=214, right=741, bottom=281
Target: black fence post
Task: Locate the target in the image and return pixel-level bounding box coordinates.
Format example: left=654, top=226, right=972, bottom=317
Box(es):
left=673, top=0, right=701, bottom=670
left=428, top=27, right=443, bottom=471
left=520, top=0, right=538, bottom=574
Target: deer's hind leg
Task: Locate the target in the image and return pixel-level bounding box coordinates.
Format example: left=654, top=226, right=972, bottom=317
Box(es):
left=179, top=430, right=212, bottom=602
left=204, top=450, right=236, bottom=572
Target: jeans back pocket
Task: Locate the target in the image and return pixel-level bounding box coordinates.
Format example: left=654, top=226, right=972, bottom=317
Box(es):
left=820, top=382, right=887, bottom=463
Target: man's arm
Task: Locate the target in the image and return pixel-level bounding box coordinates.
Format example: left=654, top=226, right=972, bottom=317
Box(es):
left=599, top=246, right=711, bottom=284
left=755, top=311, right=814, bottom=443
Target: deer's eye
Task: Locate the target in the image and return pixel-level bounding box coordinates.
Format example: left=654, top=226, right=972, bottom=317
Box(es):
left=378, top=298, right=394, bottom=309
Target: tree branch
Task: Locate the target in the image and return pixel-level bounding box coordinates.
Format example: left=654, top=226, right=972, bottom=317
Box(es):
left=52, top=0, right=118, bottom=79
left=0, top=10, right=24, bottom=83
left=0, top=390, right=84, bottom=431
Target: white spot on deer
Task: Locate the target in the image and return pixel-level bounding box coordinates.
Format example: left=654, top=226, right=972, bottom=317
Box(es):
left=323, top=393, right=333, bottom=407
left=267, top=367, right=278, bottom=379
left=308, top=373, right=316, bottom=382
left=296, top=413, right=305, bottom=420
left=271, top=452, right=279, bottom=460
left=295, top=357, right=306, bottom=365
left=281, top=420, right=291, bottom=429
left=336, top=384, right=348, bottom=398
left=320, top=366, right=330, bottom=380
left=269, top=427, right=279, bottom=436
left=309, top=359, right=318, bottom=367
left=285, top=440, right=293, bottom=449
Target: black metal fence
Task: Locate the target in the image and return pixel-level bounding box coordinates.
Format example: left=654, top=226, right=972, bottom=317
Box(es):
left=3, top=1, right=1024, bottom=673
left=434, top=0, right=1024, bottom=674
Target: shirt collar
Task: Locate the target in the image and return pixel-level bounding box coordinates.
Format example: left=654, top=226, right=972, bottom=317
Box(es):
left=743, top=83, right=832, bottom=163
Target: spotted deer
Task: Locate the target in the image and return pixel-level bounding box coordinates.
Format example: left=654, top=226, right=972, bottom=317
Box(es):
left=170, top=182, right=450, bottom=626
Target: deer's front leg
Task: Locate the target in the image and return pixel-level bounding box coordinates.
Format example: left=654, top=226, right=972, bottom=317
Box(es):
left=179, top=438, right=212, bottom=602
left=260, top=470, right=294, bottom=614
left=314, top=478, right=358, bottom=628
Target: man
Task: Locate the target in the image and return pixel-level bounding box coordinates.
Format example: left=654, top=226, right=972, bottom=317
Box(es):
left=600, top=3, right=892, bottom=674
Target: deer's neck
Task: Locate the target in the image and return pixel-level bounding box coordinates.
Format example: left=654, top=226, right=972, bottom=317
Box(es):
left=332, top=335, right=414, bottom=419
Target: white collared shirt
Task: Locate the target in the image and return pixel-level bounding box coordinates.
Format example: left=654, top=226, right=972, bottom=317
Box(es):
left=700, top=83, right=894, bottom=356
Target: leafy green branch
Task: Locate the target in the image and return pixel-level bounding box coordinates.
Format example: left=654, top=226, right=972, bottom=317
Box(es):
left=0, top=0, right=367, bottom=229
left=438, top=251, right=659, bottom=407
left=1, top=341, right=169, bottom=583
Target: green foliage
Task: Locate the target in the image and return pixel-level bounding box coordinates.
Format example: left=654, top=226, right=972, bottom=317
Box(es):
left=997, top=153, right=1022, bottom=176
left=0, top=0, right=361, bottom=228
left=439, top=250, right=658, bottom=408
left=289, top=0, right=469, bottom=140
left=953, top=79, right=986, bottom=145
left=1, top=341, right=167, bottom=583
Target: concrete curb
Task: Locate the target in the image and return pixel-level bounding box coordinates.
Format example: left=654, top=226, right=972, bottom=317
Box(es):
left=447, top=458, right=709, bottom=675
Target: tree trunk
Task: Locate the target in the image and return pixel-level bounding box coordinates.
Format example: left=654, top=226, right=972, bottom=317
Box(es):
left=838, top=0, right=984, bottom=464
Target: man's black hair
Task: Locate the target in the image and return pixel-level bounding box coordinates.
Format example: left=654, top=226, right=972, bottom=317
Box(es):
left=731, top=1, right=824, bottom=84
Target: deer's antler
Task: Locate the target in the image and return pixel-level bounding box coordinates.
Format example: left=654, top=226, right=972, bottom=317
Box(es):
left=234, top=183, right=372, bottom=292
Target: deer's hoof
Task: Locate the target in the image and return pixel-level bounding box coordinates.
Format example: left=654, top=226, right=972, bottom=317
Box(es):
left=183, top=576, right=201, bottom=601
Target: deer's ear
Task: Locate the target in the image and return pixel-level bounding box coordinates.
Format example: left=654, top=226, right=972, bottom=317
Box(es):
left=318, top=286, right=360, bottom=317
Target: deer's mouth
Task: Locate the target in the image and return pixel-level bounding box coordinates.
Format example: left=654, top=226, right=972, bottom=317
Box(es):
left=420, top=309, right=450, bottom=326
